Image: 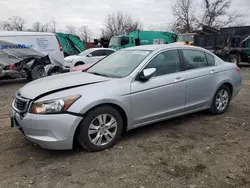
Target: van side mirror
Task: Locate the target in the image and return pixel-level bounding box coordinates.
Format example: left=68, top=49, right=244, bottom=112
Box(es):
left=87, top=53, right=93, bottom=57
left=137, top=68, right=156, bottom=81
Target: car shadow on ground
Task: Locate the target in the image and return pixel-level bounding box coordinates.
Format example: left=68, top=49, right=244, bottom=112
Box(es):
left=122, top=110, right=209, bottom=141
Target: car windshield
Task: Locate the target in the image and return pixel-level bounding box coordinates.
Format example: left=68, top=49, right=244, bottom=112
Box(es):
left=87, top=50, right=151, bottom=78
left=109, top=37, right=121, bottom=47
left=178, top=35, right=194, bottom=42
left=78, top=49, right=94, bottom=56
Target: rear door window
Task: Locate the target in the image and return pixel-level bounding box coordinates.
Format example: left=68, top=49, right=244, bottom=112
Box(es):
left=104, top=50, right=115, bottom=56
left=91, top=50, right=106, bottom=57
left=182, top=50, right=208, bottom=69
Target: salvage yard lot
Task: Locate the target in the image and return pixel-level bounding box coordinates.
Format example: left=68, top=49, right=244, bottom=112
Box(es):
left=0, top=66, right=250, bottom=188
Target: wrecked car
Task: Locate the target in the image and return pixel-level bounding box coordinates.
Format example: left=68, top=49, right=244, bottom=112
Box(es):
left=0, top=31, right=64, bottom=80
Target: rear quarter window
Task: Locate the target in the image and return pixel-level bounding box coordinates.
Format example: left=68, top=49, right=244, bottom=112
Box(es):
left=205, top=53, right=216, bottom=66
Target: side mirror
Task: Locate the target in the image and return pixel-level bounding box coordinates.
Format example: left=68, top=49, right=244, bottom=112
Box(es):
left=137, top=68, right=156, bottom=81
left=87, top=53, right=93, bottom=57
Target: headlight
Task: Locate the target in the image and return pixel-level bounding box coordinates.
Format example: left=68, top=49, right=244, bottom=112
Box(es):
left=30, top=95, right=81, bottom=114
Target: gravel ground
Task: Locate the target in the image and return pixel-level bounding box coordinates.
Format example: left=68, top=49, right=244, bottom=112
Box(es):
left=0, top=66, right=250, bottom=188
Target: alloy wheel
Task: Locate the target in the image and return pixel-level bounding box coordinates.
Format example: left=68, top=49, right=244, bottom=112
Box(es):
left=88, top=114, right=118, bottom=146
left=216, top=89, right=229, bottom=111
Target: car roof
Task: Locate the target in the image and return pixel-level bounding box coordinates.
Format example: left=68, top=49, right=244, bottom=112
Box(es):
left=123, top=44, right=205, bottom=51
left=90, top=48, right=115, bottom=51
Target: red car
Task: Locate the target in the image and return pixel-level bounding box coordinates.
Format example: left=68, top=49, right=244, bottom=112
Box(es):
left=71, top=64, right=92, bottom=72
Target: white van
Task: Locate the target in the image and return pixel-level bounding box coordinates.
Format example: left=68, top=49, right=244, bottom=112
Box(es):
left=0, top=31, right=64, bottom=80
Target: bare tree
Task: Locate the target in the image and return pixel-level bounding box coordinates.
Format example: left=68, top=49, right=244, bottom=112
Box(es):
left=79, top=25, right=92, bottom=42
left=201, top=0, right=242, bottom=28
left=101, top=12, right=142, bottom=39
left=171, top=0, right=195, bottom=33
left=32, top=22, right=42, bottom=32
left=32, top=22, right=50, bottom=32
left=1, top=16, right=26, bottom=31
left=65, top=25, right=77, bottom=35
left=49, top=19, right=57, bottom=33
left=41, top=23, right=50, bottom=32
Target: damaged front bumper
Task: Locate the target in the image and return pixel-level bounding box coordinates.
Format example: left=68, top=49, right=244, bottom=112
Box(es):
left=10, top=109, right=83, bottom=150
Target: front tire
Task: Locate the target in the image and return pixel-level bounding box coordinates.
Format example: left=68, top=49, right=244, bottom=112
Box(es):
left=210, top=85, right=231, bottom=115
left=77, top=106, right=123, bottom=152
left=31, top=65, right=45, bottom=80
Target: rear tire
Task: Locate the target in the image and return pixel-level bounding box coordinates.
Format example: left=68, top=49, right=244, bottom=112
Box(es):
left=75, top=62, right=85, bottom=67
left=209, top=85, right=231, bottom=115
left=229, top=54, right=240, bottom=66
left=77, top=106, right=123, bottom=152
left=31, top=65, right=45, bottom=80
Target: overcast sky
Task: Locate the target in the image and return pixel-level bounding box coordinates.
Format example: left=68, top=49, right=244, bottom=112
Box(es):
left=0, top=0, right=250, bottom=38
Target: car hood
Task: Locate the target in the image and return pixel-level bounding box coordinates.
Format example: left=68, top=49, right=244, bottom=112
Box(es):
left=19, top=72, right=110, bottom=100
left=64, top=55, right=80, bottom=61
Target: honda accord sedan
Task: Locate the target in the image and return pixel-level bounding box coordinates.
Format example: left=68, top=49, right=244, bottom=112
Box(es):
left=11, top=44, right=242, bottom=151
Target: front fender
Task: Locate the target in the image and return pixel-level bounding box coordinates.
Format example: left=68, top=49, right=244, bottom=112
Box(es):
left=70, top=97, right=132, bottom=130
left=81, top=99, right=127, bottom=113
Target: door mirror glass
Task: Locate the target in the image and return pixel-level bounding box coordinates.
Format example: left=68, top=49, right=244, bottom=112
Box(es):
left=138, top=68, right=156, bottom=81
left=87, top=53, right=93, bottom=57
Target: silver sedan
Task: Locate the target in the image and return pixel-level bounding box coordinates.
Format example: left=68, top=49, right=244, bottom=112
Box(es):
left=11, top=44, right=242, bottom=151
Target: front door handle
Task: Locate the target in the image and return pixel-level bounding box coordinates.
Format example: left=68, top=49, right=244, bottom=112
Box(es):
left=174, top=77, right=185, bottom=82
left=210, top=69, right=218, bottom=74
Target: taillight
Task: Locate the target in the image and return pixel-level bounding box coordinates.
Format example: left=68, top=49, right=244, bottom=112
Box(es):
left=56, top=36, right=63, bottom=52
left=59, top=42, right=63, bottom=52
left=236, top=67, right=241, bottom=73
left=9, top=64, right=15, bottom=70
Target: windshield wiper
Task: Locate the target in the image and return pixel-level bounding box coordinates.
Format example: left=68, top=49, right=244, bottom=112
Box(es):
left=88, top=72, right=110, bottom=77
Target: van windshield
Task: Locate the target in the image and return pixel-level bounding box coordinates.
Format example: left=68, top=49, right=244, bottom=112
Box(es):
left=109, top=37, right=121, bottom=47
left=87, top=50, right=151, bottom=78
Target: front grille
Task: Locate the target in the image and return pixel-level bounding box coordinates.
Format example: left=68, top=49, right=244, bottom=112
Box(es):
left=13, top=93, right=30, bottom=113
left=15, top=98, right=27, bottom=111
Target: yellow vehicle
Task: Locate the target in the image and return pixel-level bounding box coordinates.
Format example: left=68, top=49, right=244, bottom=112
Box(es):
left=176, top=33, right=196, bottom=45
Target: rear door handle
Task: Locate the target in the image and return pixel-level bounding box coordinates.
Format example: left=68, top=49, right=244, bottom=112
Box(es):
left=174, top=77, right=185, bottom=82
left=210, top=69, right=218, bottom=74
